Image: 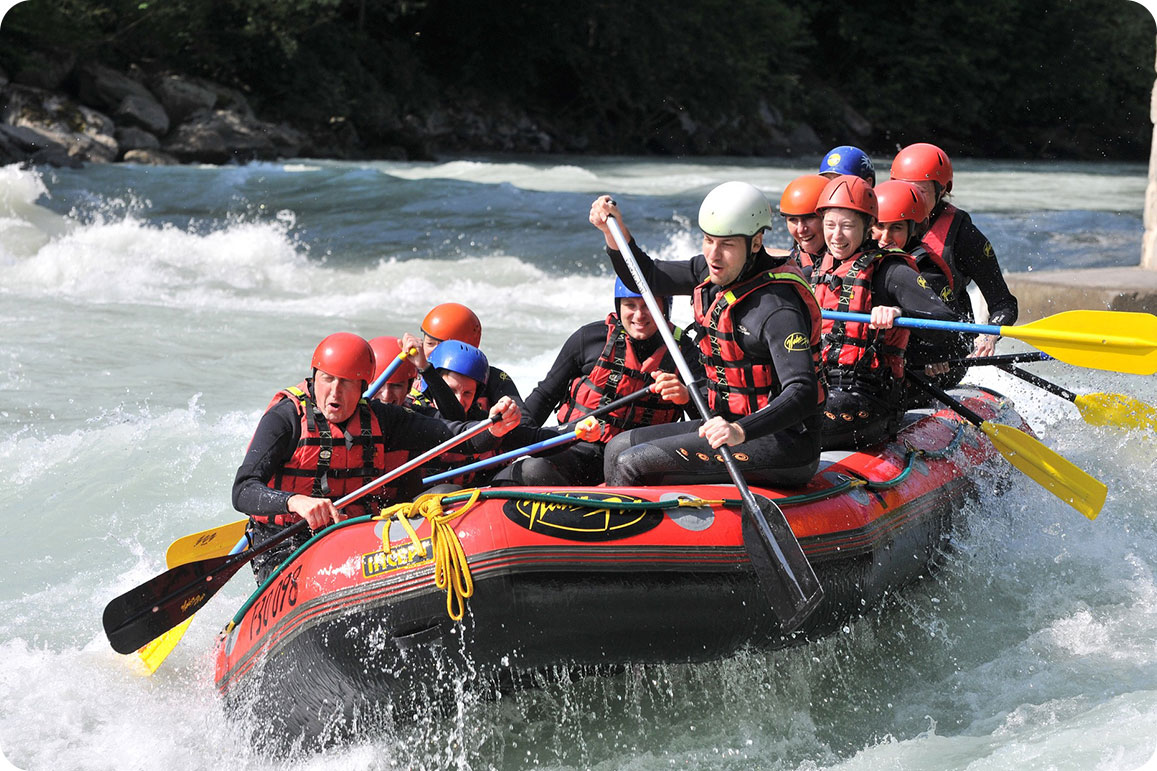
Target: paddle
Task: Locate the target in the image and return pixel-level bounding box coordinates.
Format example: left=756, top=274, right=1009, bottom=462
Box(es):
left=821, top=309, right=1157, bottom=375
left=165, top=520, right=249, bottom=567
left=945, top=352, right=1051, bottom=367
left=160, top=383, right=660, bottom=573
left=134, top=534, right=249, bottom=674
left=605, top=216, right=822, bottom=632
left=364, top=346, right=417, bottom=400
left=905, top=370, right=1106, bottom=520
left=102, top=417, right=499, bottom=655
left=996, top=363, right=1157, bottom=431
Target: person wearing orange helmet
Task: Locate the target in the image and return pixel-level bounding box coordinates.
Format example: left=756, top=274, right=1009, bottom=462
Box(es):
left=890, top=142, right=1018, bottom=362
left=811, top=175, right=958, bottom=450
left=588, top=183, right=825, bottom=488
left=232, top=332, right=522, bottom=581
left=367, top=336, right=419, bottom=406
left=401, top=301, right=524, bottom=421
left=778, top=173, right=830, bottom=280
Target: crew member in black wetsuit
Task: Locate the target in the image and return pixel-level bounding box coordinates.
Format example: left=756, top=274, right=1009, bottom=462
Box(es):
left=889, top=143, right=1018, bottom=370
left=401, top=302, right=523, bottom=420
left=232, top=332, right=521, bottom=582
left=810, top=175, right=960, bottom=450
left=497, top=278, right=700, bottom=486
left=779, top=174, right=831, bottom=281
left=589, top=182, right=826, bottom=488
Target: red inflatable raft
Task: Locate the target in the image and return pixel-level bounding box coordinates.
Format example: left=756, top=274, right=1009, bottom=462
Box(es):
left=213, top=386, right=1022, bottom=748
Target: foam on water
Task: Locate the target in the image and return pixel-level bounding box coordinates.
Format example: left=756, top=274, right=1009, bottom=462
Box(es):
left=1, top=157, right=1156, bottom=770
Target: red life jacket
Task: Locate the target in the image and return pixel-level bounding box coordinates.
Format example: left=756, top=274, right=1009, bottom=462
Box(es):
left=555, top=314, right=683, bottom=442
left=916, top=202, right=966, bottom=298
left=692, top=265, right=825, bottom=417
left=789, top=243, right=824, bottom=282
left=266, top=381, right=406, bottom=518
left=812, top=250, right=916, bottom=381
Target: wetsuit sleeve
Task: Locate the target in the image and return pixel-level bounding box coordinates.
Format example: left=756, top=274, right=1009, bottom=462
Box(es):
left=734, top=304, right=820, bottom=440
left=232, top=399, right=301, bottom=517
left=416, top=365, right=467, bottom=421
left=521, top=325, right=596, bottom=426
left=608, top=239, right=705, bottom=296
left=952, top=220, right=1019, bottom=326
left=876, top=258, right=961, bottom=321
left=485, top=367, right=524, bottom=409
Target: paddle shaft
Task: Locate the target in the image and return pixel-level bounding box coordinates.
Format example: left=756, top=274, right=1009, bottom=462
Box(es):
left=606, top=216, right=821, bottom=631
left=363, top=348, right=416, bottom=400
left=997, top=364, right=1078, bottom=402
left=946, top=352, right=1051, bottom=368
left=422, top=383, right=656, bottom=485
left=103, top=417, right=498, bottom=654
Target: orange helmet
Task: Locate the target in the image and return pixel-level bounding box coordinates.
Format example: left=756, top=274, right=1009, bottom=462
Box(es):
left=778, top=175, right=830, bottom=217
left=421, top=302, right=482, bottom=347
left=368, top=336, right=418, bottom=383
left=816, top=175, right=878, bottom=220
left=874, top=180, right=930, bottom=224
left=890, top=143, right=953, bottom=191
left=312, top=332, right=375, bottom=383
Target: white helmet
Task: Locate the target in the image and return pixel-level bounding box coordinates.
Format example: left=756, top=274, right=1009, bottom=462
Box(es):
left=698, top=181, right=773, bottom=237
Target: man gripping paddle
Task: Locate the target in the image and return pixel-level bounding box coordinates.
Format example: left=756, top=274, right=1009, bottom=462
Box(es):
left=232, top=332, right=521, bottom=582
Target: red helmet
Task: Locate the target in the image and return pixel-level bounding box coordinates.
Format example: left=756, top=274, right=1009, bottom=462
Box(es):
left=890, top=143, right=953, bottom=191
left=311, top=332, right=375, bottom=383
left=368, top=336, right=418, bottom=383
left=421, top=302, right=482, bottom=347
left=778, top=175, right=830, bottom=217
left=874, top=180, right=930, bottom=223
left=816, top=175, right=878, bottom=220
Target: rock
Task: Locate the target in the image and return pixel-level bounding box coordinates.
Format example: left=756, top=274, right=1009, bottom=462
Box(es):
left=12, top=49, right=75, bottom=91
left=115, top=125, right=161, bottom=153
left=163, top=108, right=303, bottom=163
left=75, top=61, right=154, bottom=112
left=786, top=122, right=824, bottom=154
left=1, top=84, right=118, bottom=163
left=122, top=148, right=179, bottom=165
left=150, top=74, right=218, bottom=124
left=115, top=93, right=170, bottom=135
left=0, top=123, right=79, bottom=167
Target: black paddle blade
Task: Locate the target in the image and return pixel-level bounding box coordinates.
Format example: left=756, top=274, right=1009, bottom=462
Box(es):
left=102, top=552, right=242, bottom=654
left=743, top=494, right=823, bottom=632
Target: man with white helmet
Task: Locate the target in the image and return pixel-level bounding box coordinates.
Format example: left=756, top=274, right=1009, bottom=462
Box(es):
left=587, top=182, right=825, bottom=488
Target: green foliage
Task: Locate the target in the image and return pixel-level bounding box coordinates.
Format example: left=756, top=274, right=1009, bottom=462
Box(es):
left=0, top=0, right=1151, bottom=159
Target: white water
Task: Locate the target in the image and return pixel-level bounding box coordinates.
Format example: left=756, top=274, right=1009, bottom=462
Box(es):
left=1, top=155, right=1156, bottom=770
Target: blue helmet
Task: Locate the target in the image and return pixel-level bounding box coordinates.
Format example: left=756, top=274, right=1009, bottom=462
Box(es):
left=820, top=146, right=876, bottom=185
left=614, top=277, right=672, bottom=317
left=427, top=340, right=489, bottom=385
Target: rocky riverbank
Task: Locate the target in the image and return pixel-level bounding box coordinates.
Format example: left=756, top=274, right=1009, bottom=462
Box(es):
left=0, top=59, right=841, bottom=167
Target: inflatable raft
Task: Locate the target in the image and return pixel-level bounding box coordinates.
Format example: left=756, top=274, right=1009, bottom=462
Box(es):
left=213, top=386, right=1022, bottom=748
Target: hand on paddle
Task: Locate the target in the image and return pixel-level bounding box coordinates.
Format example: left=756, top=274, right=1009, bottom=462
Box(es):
left=487, top=396, right=521, bottom=436
left=652, top=371, right=689, bottom=405
left=401, top=331, right=428, bottom=371
left=590, top=195, right=630, bottom=251
left=972, top=333, right=998, bottom=358
left=288, top=494, right=349, bottom=530
left=868, top=305, right=902, bottom=329
left=699, top=416, right=745, bottom=449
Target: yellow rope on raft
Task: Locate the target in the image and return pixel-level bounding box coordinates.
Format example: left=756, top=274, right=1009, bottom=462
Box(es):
left=374, top=489, right=484, bottom=621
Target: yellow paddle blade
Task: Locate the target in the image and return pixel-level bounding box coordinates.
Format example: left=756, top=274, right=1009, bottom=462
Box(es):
left=979, top=421, right=1106, bottom=520
left=165, top=519, right=248, bottom=568
left=1074, top=392, right=1157, bottom=431
left=134, top=617, right=192, bottom=675
left=1000, top=310, right=1157, bottom=375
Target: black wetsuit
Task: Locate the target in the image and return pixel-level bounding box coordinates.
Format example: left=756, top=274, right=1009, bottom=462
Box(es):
left=497, top=317, right=701, bottom=486
left=233, top=389, right=497, bottom=582
left=602, top=241, right=822, bottom=488
left=905, top=202, right=1018, bottom=388
left=814, top=252, right=959, bottom=450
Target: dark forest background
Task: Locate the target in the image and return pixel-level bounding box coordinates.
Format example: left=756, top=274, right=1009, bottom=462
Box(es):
left=1, top=0, right=1154, bottom=161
